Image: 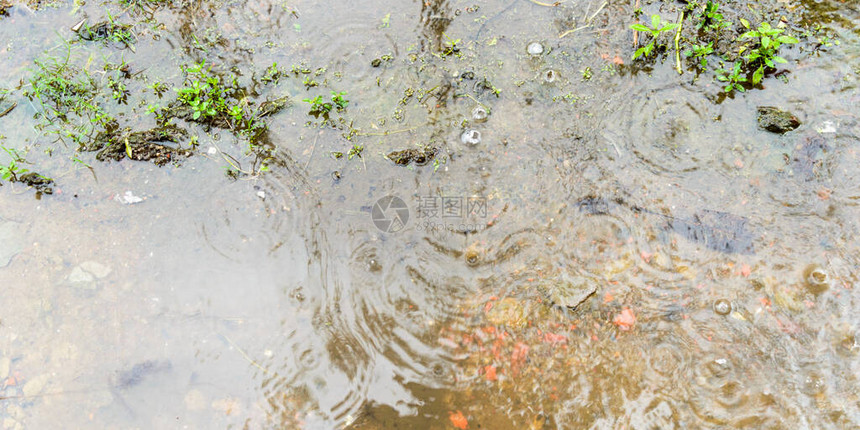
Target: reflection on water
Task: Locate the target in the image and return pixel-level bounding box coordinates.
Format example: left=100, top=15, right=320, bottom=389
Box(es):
left=0, top=0, right=859, bottom=428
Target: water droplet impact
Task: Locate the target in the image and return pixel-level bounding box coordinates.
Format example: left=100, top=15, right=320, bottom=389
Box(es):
left=527, top=42, right=544, bottom=56
left=803, top=264, right=830, bottom=293
left=368, top=258, right=382, bottom=273
left=461, top=129, right=482, bottom=146
left=465, top=249, right=480, bottom=266
left=713, top=299, right=732, bottom=316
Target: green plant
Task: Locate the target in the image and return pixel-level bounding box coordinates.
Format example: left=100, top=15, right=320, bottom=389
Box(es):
left=331, top=91, right=349, bottom=110
left=302, top=76, right=318, bottom=88
left=302, top=91, right=348, bottom=116
left=739, top=20, right=798, bottom=84
left=697, top=1, right=729, bottom=31
left=440, top=33, right=461, bottom=57
left=684, top=41, right=714, bottom=69
left=716, top=62, right=747, bottom=93
left=261, top=62, right=282, bottom=84
left=347, top=144, right=363, bottom=160
left=302, top=95, right=332, bottom=115
left=631, top=15, right=678, bottom=59
left=0, top=146, right=28, bottom=182
left=107, top=77, right=129, bottom=104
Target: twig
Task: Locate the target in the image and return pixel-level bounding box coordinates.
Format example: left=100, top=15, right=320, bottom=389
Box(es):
left=633, top=0, right=640, bottom=47
left=220, top=332, right=269, bottom=374
left=587, top=1, right=607, bottom=22
left=527, top=0, right=560, bottom=6
left=456, top=93, right=491, bottom=113
left=355, top=126, right=419, bottom=137
left=559, top=26, right=591, bottom=38
left=674, top=10, right=685, bottom=75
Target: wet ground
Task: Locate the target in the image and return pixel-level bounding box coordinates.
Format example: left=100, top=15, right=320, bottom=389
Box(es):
left=1, top=0, right=859, bottom=428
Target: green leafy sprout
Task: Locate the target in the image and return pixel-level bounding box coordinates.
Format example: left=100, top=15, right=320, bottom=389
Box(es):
left=631, top=14, right=678, bottom=60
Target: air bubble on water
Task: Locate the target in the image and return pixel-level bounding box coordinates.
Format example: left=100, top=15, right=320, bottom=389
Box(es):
left=461, top=129, right=482, bottom=146
left=527, top=42, right=544, bottom=56
left=471, top=106, right=489, bottom=122
left=713, top=299, right=731, bottom=316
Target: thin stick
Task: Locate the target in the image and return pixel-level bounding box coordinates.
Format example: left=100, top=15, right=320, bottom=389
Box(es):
left=633, top=0, right=640, bottom=47
left=220, top=332, right=269, bottom=374
left=587, top=1, right=607, bottom=22
left=674, top=10, right=685, bottom=75
left=456, top=93, right=491, bottom=113
left=355, top=126, right=419, bottom=137
left=559, top=26, right=590, bottom=38
left=527, top=0, right=560, bottom=6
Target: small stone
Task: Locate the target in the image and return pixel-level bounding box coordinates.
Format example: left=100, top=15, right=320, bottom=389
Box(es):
left=757, top=106, right=800, bottom=134
left=541, top=276, right=597, bottom=309
left=256, top=190, right=266, bottom=200
left=527, top=42, right=544, bottom=56
left=22, top=374, right=49, bottom=397
left=80, top=261, right=111, bottom=279
left=371, top=58, right=382, bottom=68
left=486, top=298, right=526, bottom=328
left=68, top=266, right=95, bottom=284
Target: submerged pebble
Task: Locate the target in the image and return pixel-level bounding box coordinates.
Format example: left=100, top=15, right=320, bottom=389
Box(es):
left=461, top=129, right=482, bottom=146
left=527, top=42, right=544, bottom=56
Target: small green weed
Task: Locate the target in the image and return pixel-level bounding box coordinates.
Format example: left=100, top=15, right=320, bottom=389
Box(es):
left=0, top=146, right=28, bottom=182
left=631, top=15, right=678, bottom=59
left=739, top=20, right=798, bottom=85
left=302, top=91, right=348, bottom=117
left=684, top=42, right=714, bottom=70
left=697, top=1, right=729, bottom=31
left=440, top=33, right=461, bottom=57
left=716, top=62, right=747, bottom=93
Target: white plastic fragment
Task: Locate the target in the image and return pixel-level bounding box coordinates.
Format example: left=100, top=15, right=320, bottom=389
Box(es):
left=117, top=190, right=144, bottom=205
left=817, top=121, right=837, bottom=134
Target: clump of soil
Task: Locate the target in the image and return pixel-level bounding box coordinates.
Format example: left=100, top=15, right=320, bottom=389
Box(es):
left=18, top=172, right=53, bottom=197
left=90, top=125, right=191, bottom=166
left=387, top=147, right=437, bottom=166
left=0, top=1, right=11, bottom=17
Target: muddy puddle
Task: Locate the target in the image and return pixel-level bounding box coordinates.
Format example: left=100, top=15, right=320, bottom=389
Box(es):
left=1, top=0, right=859, bottom=428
